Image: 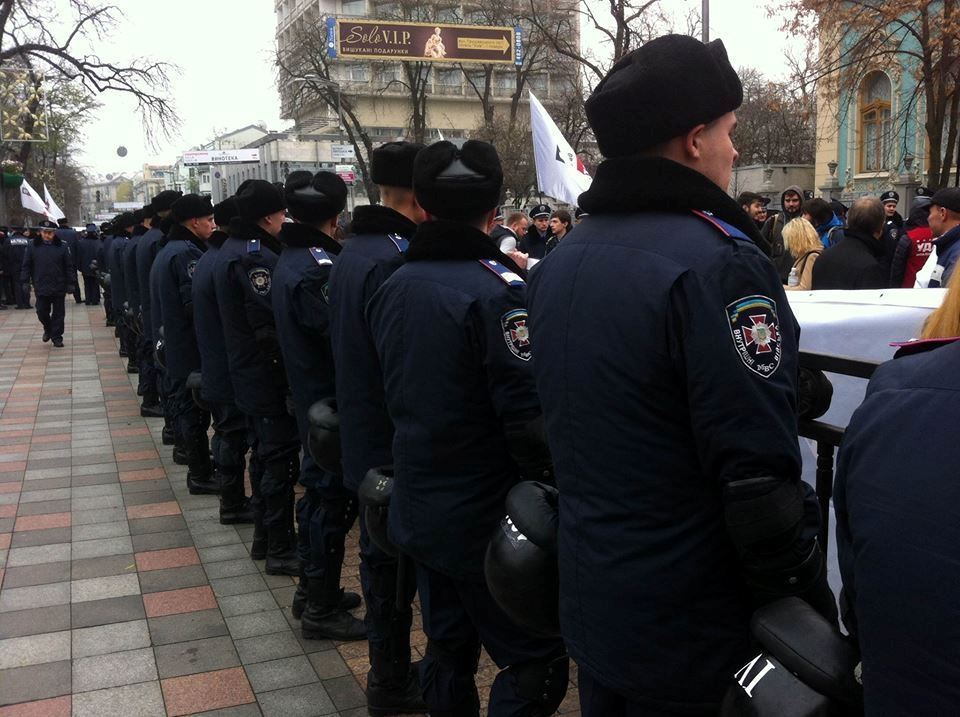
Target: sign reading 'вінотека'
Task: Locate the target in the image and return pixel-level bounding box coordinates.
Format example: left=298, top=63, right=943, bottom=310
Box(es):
left=182, top=149, right=261, bottom=165
left=327, top=18, right=522, bottom=66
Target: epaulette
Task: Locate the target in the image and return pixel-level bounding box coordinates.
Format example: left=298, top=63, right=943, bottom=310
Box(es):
left=478, top=259, right=525, bottom=286
left=246, top=238, right=261, bottom=253
left=387, top=234, right=409, bottom=253
left=690, top=210, right=752, bottom=242
left=309, top=247, right=333, bottom=267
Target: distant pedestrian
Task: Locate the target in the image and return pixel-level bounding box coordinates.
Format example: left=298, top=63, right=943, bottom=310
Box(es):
left=21, top=219, right=74, bottom=347
left=811, top=197, right=888, bottom=290
left=782, top=217, right=822, bottom=291
left=77, top=224, right=103, bottom=305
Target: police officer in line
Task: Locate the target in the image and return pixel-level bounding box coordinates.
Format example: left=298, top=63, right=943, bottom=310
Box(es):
left=55, top=218, right=83, bottom=305
left=77, top=224, right=103, bottom=305
left=21, top=219, right=75, bottom=347
left=327, top=141, right=428, bottom=715
left=214, top=180, right=300, bottom=576
left=107, top=211, right=136, bottom=364
left=0, top=226, right=11, bottom=308
left=879, top=189, right=903, bottom=282
left=528, top=34, right=834, bottom=715
left=272, top=171, right=365, bottom=642
left=6, top=226, right=32, bottom=309
left=519, top=203, right=552, bottom=263
left=367, top=140, right=569, bottom=716
left=153, top=194, right=219, bottom=496
left=192, top=197, right=256, bottom=526
left=139, top=190, right=182, bottom=434
left=126, top=207, right=160, bottom=416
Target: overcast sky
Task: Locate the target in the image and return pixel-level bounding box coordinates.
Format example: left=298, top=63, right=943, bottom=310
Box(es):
left=75, top=0, right=801, bottom=175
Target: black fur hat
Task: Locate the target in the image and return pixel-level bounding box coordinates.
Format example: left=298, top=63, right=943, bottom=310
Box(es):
left=170, top=194, right=215, bottom=222
left=235, top=180, right=286, bottom=221
left=370, top=141, right=424, bottom=188
left=285, top=171, right=347, bottom=223
left=150, top=190, right=183, bottom=214
left=213, top=197, right=239, bottom=227
left=413, top=140, right=503, bottom=220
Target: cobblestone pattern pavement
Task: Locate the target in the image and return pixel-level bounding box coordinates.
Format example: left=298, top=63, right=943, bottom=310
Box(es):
left=0, top=302, right=581, bottom=716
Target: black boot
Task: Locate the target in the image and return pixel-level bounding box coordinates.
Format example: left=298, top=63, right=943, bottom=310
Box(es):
left=301, top=585, right=367, bottom=641
left=140, top=402, right=163, bottom=418
left=187, top=469, right=219, bottom=495
left=219, top=470, right=254, bottom=525
left=250, top=520, right=267, bottom=560
left=161, top=425, right=175, bottom=445
left=172, top=446, right=188, bottom=465
left=366, top=669, right=427, bottom=716
left=292, top=572, right=309, bottom=620
left=264, top=495, right=299, bottom=576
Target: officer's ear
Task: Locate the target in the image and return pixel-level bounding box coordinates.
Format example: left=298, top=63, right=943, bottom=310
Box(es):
left=683, top=123, right=708, bottom=161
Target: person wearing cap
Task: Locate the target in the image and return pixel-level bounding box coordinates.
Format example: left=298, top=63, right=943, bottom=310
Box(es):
left=191, top=197, right=256, bottom=526
left=153, top=194, right=220, bottom=496
left=77, top=223, right=103, bottom=305
left=878, top=189, right=904, bottom=282
left=327, top=141, right=428, bottom=715
left=107, top=211, right=137, bottom=364
left=55, top=217, right=83, bottom=305
left=891, top=192, right=934, bottom=288
left=139, top=191, right=183, bottom=431
left=517, top=203, right=553, bottom=266
left=737, top=190, right=770, bottom=231
left=0, top=225, right=11, bottom=308
left=527, top=34, right=834, bottom=714
left=366, top=140, right=568, bottom=715
left=272, top=171, right=366, bottom=643
left=6, top=225, right=31, bottom=309
left=123, top=206, right=161, bottom=417
left=924, top=187, right=960, bottom=288
left=100, top=221, right=116, bottom=323
left=214, top=179, right=300, bottom=576
left=21, top=219, right=74, bottom=346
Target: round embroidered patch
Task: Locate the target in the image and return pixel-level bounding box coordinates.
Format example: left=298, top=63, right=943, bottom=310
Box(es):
left=726, top=295, right=781, bottom=378
left=501, top=309, right=532, bottom=361
left=186, top=260, right=198, bottom=278
left=248, top=267, right=272, bottom=296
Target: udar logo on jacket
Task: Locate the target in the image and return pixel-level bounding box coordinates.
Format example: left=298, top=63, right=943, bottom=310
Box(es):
left=726, top=295, right=781, bottom=378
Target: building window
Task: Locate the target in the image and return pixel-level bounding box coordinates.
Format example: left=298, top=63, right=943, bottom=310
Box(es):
left=860, top=71, right=892, bottom=172
left=341, top=0, right=365, bottom=15
left=345, top=63, right=370, bottom=82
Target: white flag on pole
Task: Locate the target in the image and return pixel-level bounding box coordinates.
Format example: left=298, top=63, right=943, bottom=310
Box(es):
left=529, top=90, right=592, bottom=207
left=44, top=184, right=66, bottom=221
left=19, top=179, right=48, bottom=217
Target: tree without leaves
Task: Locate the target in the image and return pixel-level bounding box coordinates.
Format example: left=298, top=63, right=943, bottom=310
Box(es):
left=780, top=0, right=960, bottom=188
left=734, top=67, right=816, bottom=166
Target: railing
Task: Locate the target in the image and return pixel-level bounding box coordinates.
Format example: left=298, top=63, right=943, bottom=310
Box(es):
left=797, top=351, right=881, bottom=557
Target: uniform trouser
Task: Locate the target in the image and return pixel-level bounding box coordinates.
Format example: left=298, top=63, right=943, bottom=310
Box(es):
left=82, top=275, right=100, bottom=304
left=359, top=511, right=418, bottom=686
left=172, top=379, right=211, bottom=475
left=137, top=336, right=159, bottom=403
left=416, top=563, right=568, bottom=717
left=72, top=273, right=82, bottom=303
left=296, top=456, right=358, bottom=600
left=0, top=275, right=14, bottom=304
left=247, top=418, right=265, bottom=526
left=13, top=279, right=30, bottom=308
left=35, top=294, right=65, bottom=339
left=250, top=414, right=301, bottom=532
left=159, top=367, right=179, bottom=443
left=210, top=401, right=248, bottom=511
left=103, top=286, right=112, bottom=319
left=577, top=670, right=708, bottom=717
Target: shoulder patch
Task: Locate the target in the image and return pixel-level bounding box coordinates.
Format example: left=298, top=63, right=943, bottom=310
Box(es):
left=501, top=308, right=532, bottom=361
left=309, top=247, right=333, bottom=266
left=186, top=259, right=198, bottom=278
left=387, top=234, right=409, bottom=253
left=691, top=210, right=752, bottom=242
left=246, top=238, right=261, bottom=254
left=479, top=259, right=525, bottom=286
left=726, top=295, right=781, bottom=378
left=248, top=267, right=272, bottom=296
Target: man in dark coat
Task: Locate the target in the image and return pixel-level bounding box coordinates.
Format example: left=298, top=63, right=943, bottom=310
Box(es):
left=518, top=203, right=552, bottom=264
left=56, top=217, right=83, bottom=304
left=273, top=171, right=365, bottom=642
left=153, top=195, right=219, bottom=496
left=836, top=338, right=960, bottom=715
left=327, top=141, right=427, bottom=715
left=0, top=226, right=11, bottom=308
left=528, top=35, right=834, bottom=715
left=107, top=212, right=136, bottom=361
left=21, top=219, right=74, bottom=346
left=77, top=224, right=103, bottom=305
left=7, top=227, right=31, bottom=308
left=811, top=197, right=888, bottom=290
left=367, top=140, right=568, bottom=715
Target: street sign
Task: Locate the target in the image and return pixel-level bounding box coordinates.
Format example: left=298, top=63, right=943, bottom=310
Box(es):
left=335, top=164, right=356, bottom=184
left=328, top=18, right=521, bottom=65
left=331, top=144, right=356, bottom=160
left=182, top=149, right=260, bottom=165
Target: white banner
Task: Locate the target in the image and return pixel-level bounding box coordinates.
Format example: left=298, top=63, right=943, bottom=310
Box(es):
left=182, top=149, right=260, bottom=165
left=43, top=184, right=66, bottom=221
left=19, top=178, right=48, bottom=216
left=529, top=90, right=591, bottom=206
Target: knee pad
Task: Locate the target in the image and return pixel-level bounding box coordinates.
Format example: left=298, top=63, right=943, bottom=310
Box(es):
left=502, top=653, right=570, bottom=717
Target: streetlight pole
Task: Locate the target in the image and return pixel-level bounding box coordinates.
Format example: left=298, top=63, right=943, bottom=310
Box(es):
left=702, top=0, right=709, bottom=43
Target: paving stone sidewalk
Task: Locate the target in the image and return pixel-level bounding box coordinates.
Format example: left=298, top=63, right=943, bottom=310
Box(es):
left=0, top=302, right=581, bottom=716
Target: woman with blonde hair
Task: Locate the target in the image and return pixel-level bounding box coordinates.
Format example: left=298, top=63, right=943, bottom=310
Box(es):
left=782, top=217, right=823, bottom=291
left=921, top=267, right=960, bottom=339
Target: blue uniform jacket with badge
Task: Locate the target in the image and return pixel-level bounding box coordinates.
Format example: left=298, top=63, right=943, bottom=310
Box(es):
left=192, top=232, right=233, bottom=404
left=835, top=339, right=960, bottom=716
left=107, top=233, right=130, bottom=309
left=153, top=224, right=205, bottom=380
left=124, top=227, right=146, bottom=316
left=137, top=226, right=166, bottom=341
left=21, top=236, right=74, bottom=295
left=528, top=156, right=813, bottom=712
left=366, top=220, right=538, bottom=581
left=213, top=221, right=287, bottom=417
left=77, top=235, right=102, bottom=276
left=272, top=223, right=342, bottom=484
left=328, top=205, right=417, bottom=491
